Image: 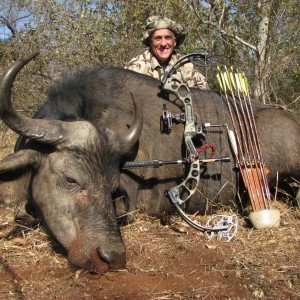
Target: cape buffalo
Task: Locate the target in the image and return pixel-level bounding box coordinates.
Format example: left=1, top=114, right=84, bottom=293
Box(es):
left=0, top=53, right=299, bottom=273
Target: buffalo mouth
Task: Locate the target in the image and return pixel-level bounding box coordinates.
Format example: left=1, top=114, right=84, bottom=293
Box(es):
left=67, top=239, right=127, bottom=274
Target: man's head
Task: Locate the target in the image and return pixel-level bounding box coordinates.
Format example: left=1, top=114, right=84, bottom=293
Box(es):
left=142, top=16, right=186, bottom=63
left=150, top=28, right=176, bottom=63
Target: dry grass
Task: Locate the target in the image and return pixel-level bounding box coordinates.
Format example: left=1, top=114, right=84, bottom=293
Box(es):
left=0, top=123, right=299, bottom=299
left=0, top=124, right=17, bottom=159
left=1, top=201, right=299, bottom=299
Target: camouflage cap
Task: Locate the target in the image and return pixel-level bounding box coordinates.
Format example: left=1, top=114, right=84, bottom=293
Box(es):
left=142, top=16, right=186, bottom=47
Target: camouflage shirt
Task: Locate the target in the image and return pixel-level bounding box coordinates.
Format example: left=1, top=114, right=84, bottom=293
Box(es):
left=124, top=49, right=207, bottom=89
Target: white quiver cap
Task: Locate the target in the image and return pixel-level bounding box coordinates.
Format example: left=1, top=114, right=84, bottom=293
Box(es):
left=249, top=209, right=280, bottom=229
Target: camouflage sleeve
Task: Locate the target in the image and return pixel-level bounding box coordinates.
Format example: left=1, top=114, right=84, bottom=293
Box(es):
left=124, top=54, right=150, bottom=75
left=180, top=62, right=207, bottom=90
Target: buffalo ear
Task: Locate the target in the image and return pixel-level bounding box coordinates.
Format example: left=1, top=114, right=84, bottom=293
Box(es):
left=0, top=149, right=42, bottom=174
left=0, top=149, right=41, bottom=223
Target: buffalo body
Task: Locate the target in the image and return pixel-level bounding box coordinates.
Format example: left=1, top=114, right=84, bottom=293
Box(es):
left=0, top=54, right=299, bottom=273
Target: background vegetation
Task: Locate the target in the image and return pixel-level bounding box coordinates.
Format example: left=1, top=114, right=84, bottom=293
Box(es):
left=0, top=0, right=299, bottom=115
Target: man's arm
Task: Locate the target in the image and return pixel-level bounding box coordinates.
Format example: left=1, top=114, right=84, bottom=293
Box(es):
left=182, top=62, right=207, bottom=89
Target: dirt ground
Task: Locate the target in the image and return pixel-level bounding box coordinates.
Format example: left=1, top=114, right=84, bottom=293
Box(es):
left=0, top=130, right=299, bottom=299
left=0, top=202, right=299, bottom=300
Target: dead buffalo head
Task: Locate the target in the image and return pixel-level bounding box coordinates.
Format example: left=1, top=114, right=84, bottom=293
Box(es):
left=0, top=53, right=143, bottom=273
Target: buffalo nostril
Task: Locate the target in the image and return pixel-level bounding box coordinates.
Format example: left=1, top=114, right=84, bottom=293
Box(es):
left=98, top=249, right=126, bottom=270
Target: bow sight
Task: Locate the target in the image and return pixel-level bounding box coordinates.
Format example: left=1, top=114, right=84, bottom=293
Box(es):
left=124, top=51, right=238, bottom=241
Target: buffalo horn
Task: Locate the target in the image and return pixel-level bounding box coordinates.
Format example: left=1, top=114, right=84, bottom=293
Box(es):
left=0, top=52, right=73, bottom=145
left=0, top=53, right=143, bottom=148
left=122, top=92, right=143, bottom=151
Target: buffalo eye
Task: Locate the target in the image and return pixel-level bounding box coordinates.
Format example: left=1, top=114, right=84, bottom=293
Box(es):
left=63, top=174, right=78, bottom=188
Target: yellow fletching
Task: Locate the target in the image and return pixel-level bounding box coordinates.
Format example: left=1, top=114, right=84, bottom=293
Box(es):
left=216, top=72, right=225, bottom=92
left=244, top=74, right=249, bottom=96
left=217, top=65, right=250, bottom=97
left=224, top=70, right=233, bottom=92
left=235, top=72, right=242, bottom=93
left=220, top=72, right=228, bottom=92
left=238, top=72, right=247, bottom=95
left=238, top=72, right=245, bottom=94
left=217, top=66, right=225, bottom=92
left=229, top=69, right=237, bottom=92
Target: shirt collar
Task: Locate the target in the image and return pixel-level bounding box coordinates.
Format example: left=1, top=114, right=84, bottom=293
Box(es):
left=149, top=49, right=179, bottom=71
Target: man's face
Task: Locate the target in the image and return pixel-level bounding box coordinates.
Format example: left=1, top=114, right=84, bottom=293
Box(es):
left=150, top=29, right=176, bottom=63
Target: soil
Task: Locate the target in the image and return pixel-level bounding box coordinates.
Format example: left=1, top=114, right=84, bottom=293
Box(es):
left=0, top=204, right=299, bottom=300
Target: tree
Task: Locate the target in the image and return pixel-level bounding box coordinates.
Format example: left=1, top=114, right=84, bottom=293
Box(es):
left=183, top=0, right=299, bottom=110
left=0, top=0, right=32, bottom=39
left=0, top=0, right=298, bottom=113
